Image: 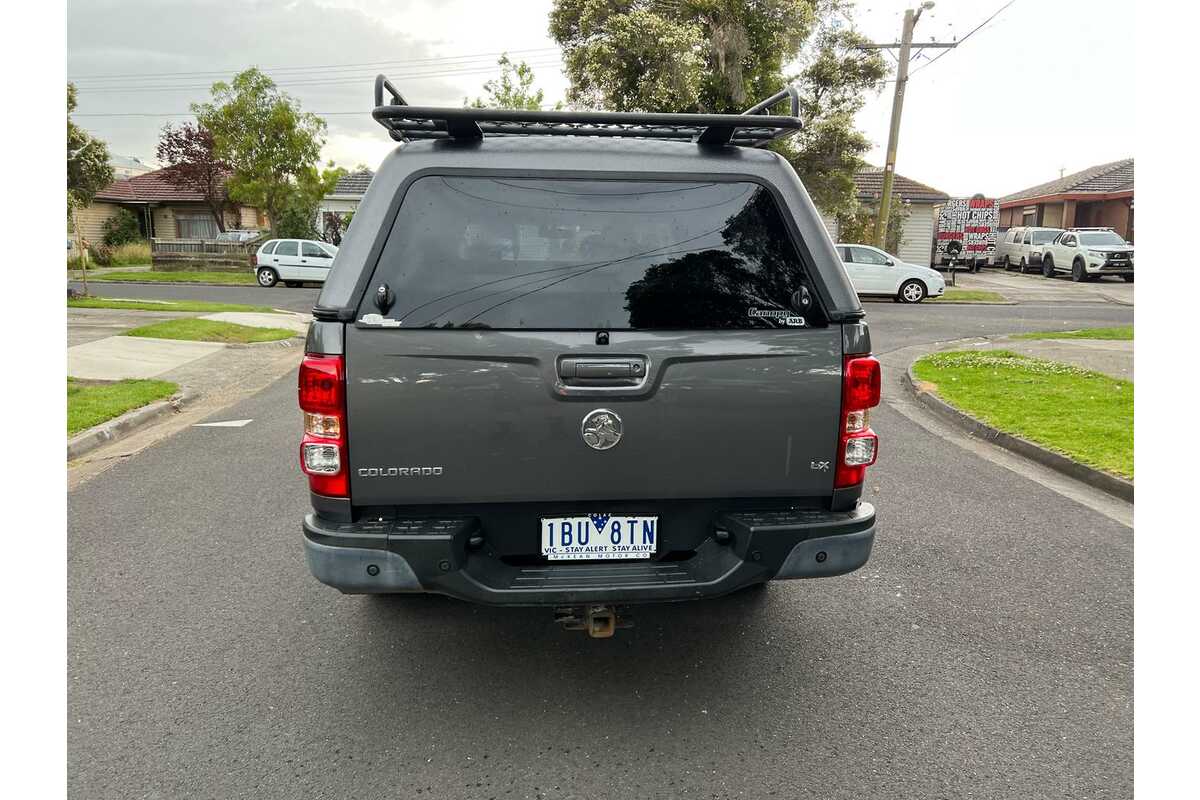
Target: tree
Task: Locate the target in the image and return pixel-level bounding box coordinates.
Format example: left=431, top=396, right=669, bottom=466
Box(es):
left=68, top=83, right=115, bottom=294
left=273, top=165, right=346, bottom=240
left=156, top=123, right=232, bottom=232
left=548, top=0, right=886, bottom=211
left=321, top=210, right=354, bottom=245
left=67, top=83, right=114, bottom=213
left=192, top=68, right=327, bottom=236
left=467, top=54, right=562, bottom=110
left=837, top=198, right=910, bottom=254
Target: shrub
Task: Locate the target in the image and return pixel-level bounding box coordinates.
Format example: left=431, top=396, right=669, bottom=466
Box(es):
left=102, top=208, right=142, bottom=246
left=88, top=244, right=114, bottom=267
left=109, top=241, right=151, bottom=266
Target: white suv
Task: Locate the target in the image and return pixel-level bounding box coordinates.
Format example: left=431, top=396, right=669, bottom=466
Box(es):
left=997, top=227, right=1063, bottom=274
left=836, top=243, right=946, bottom=303
left=1040, top=228, right=1133, bottom=282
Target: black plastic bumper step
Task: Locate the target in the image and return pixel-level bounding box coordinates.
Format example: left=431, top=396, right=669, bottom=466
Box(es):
left=716, top=507, right=873, bottom=537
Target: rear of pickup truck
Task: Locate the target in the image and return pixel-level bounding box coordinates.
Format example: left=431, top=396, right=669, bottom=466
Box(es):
left=300, top=139, right=878, bottom=607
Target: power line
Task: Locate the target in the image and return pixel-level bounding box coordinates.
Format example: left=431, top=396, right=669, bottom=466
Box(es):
left=908, top=0, right=1017, bottom=77
left=71, top=59, right=563, bottom=94
left=68, top=46, right=560, bottom=82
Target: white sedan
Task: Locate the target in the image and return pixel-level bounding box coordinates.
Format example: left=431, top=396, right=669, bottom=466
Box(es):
left=835, top=243, right=946, bottom=303
left=253, top=239, right=338, bottom=288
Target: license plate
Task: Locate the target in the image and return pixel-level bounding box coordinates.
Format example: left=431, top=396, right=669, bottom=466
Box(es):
left=540, top=514, right=659, bottom=561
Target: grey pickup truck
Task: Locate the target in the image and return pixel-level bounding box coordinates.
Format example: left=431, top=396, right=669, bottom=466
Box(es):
left=299, top=77, right=880, bottom=636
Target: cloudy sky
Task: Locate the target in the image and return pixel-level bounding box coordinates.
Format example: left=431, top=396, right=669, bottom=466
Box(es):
left=68, top=0, right=1132, bottom=197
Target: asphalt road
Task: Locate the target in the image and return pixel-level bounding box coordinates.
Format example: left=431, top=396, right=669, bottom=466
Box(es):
left=68, top=290, right=1134, bottom=799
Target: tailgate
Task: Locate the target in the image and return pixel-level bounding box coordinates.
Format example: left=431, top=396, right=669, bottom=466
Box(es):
left=345, top=327, right=842, bottom=505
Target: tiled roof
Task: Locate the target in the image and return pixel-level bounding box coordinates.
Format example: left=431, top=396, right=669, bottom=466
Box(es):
left=93, top=167, right=216, bottom=203
left=331, top=169, right=374, bottom=195
left=854, top=166, right=949, bottom=204
left=1001, top=158, right=1133, bottom=204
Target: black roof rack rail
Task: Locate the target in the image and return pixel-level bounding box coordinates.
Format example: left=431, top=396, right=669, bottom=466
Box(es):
left=372, top=75, right=801, bottom=147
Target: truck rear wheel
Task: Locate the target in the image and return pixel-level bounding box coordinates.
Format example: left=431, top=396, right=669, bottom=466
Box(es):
left=1042, top=256, right=1055, bottom=277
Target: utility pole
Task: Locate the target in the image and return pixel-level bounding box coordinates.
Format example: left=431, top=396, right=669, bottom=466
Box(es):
left=864, top=2, right=949, bottom=249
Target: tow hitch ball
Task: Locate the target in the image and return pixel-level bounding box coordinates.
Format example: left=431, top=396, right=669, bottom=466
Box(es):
left=554, top=605, right=632, bottom=638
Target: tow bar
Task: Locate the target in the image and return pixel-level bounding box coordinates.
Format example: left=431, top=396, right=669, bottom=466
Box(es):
left=554, top=605, right=632, bottom=638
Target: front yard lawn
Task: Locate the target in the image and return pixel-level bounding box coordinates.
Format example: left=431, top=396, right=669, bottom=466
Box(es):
left=89, top=271, right=257, bottom=285
left=122, top=318, right=295, bottom=343
left=68, top=378, right=178, bottom=436
left=69, top=297, right=280, bottom=314
left=930, top=289, right=1009, bottom=303
left=912, top=349, right=1132, bottom=478
left=1012, top=325, right=1133, bottom=341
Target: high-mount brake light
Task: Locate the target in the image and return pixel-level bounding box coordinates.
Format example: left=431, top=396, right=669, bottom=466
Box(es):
left=836, top=355, right=880, bottom=489
left=299, top=354, right=348, bottom=497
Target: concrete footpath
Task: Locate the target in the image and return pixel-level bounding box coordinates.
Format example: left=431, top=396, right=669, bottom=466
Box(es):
left=67, top=308, right=309, bottom=381
left=973, top=335, right=1133, bottom=381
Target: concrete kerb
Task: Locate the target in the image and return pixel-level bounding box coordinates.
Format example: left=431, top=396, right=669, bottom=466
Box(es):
left=901, top=360, right=1134, bottom=503
left=67, top=388, right=201, bottom=461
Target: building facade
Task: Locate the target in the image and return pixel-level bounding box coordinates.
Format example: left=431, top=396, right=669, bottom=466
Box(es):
left=73, top=169, right=265, bottom=244
left=823, top=167, right=950, bottom=266
left=998, top=158, right=1133, bottom=241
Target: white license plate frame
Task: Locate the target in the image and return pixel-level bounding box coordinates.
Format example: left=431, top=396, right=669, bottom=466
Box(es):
left=540, top=514, right=659, bottom=561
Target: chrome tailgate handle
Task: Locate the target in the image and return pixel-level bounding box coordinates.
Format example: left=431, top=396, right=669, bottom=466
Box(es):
left=558, top=357, right=646, bottom=384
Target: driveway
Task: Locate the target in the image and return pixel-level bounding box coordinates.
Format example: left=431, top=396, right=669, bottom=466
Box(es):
left=952, top=268, right=1133, bottom=306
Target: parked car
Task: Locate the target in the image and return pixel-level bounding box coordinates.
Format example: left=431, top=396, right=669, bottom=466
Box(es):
left=996, top=227, right=1064, bottom=273
left=253, top=239, right=338, bottom=287
left=298, top=80, right=879, bottom=636
left=1040, top=228, right=1133, bottom=282
left=216, top=229, right=263, bottom=244
left=835, top=243, right=946, bottom=303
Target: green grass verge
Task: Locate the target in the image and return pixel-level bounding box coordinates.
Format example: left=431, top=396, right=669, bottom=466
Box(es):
left=68, top=297, right=280, bottom=314
left=89, top=271, right=257, bottom=285
left=122, top=318, right=295, bottom=343
left=930, top=289, right=1009, bottom=303
left=912, top=350, right=1132, bottom=478
left=1011, top=325, right=1133, bottom=341
left=68, top=377, right=178, bottom=436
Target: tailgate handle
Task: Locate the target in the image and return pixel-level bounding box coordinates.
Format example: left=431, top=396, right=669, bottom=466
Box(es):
left=558, top=358, right=645, bottom=383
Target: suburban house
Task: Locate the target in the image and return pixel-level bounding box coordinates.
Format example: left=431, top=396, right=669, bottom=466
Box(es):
left=318, top=169, right=374, bottom=236
left=822, top=167, right=950, bottom=266
left=72, top=168, right=266, bottom=244
left=998, top=158, right=1133, bottom=241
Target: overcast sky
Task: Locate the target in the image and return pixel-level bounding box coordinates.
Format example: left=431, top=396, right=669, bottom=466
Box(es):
left=67, top=0, right=1132, bottom=197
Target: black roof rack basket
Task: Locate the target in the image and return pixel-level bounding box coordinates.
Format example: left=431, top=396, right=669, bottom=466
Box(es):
left=372, top=75, right=802, bottom=147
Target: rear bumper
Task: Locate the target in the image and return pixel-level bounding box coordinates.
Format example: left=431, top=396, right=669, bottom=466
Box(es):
left=303, top=503, right=876, bottom=605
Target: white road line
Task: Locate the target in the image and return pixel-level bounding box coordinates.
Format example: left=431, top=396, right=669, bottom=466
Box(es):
left=193, top=419, right=254, bottom=428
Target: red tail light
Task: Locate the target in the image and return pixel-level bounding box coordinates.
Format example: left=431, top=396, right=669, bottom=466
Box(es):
left=299, top=354, right=348, bottom=497
left=835, top=355, right=880, bottom=489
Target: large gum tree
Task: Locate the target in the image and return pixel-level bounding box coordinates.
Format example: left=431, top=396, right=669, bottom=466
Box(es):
left=548, top=0, right=886, bottom=214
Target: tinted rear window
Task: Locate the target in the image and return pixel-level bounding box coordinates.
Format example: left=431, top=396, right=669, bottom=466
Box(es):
left=260, top=240, right=278, bottom=254
left=363, top=177, right=823, bottom=329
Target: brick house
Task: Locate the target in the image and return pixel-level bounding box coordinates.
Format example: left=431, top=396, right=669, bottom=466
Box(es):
left=72, top=168, right=267, bottom=244
left=998, top=158, right=1133, bottom=241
